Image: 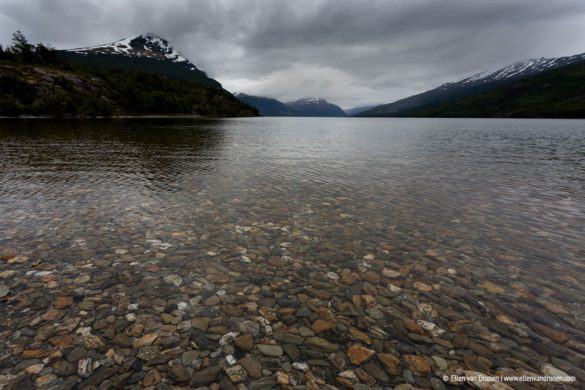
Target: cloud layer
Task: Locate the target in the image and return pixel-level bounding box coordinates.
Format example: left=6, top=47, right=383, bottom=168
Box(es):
left=2, top=0, right=585, bottom=108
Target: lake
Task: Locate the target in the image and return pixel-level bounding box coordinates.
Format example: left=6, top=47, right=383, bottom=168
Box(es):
left=0, top=117, right=584, bottom=388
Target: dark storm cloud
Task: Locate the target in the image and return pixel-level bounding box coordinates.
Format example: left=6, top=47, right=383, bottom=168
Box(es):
left=2, top=0, right=585, bottom=108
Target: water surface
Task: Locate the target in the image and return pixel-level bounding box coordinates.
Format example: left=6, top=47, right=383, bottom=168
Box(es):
left=1, top=117, right=584, bottom=386
left=1, top=117, right=583, bottom=270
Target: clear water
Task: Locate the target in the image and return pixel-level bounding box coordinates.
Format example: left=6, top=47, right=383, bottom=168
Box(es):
left=1, top=117, right=583, bottom=271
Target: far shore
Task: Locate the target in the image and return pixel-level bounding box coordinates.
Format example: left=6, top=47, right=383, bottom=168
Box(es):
left=0, top=114, right=241, bottom=119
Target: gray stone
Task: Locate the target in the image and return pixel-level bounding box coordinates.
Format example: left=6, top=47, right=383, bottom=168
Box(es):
left=190, top=366, right=221, bottom=386
left=239, top=355, right=263, bottom=379
left=306, top=337, right=339, bottom=352
left=0, top=285, right=9, bottom=298
left=257, top=344, right=283, bottom=357
left=273, top=332, right=304, bottom=344
left=78, top=367, right=118, bottom=388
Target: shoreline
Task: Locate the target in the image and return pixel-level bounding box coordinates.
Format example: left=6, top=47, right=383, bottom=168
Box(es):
left=1, top=115, right=585, bottom=120
left=0, top=114, right=256, bottom=120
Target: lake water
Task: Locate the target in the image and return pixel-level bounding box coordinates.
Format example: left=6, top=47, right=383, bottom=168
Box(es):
left=0, top=117, right=584, bottom=388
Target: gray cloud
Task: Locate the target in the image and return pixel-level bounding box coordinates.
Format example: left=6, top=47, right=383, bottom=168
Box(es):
left=2, top=0, right=585, bottom=108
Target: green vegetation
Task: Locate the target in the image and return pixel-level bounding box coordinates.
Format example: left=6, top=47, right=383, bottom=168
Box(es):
left=407, top=62, right=585, bottom=118
left=57, top=51, right=222, bottom=89
left=0, top=31, right=60, bottom=65
left=359, top=61, right=585, bottom=119
left=0, top=32, right=257, bottom=117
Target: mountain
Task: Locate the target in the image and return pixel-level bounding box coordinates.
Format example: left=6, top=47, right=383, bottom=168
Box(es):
left=0, top=33, right=257, bottom=117
left=235, top=94, right=346, bottom=117
left=57, top=33, right=221, bottom=88
left=359, top=52, right=585, bottom=117
left=286, top=97, right=346, bottom=117
left=344, top=105, right=378, bottom=116
left=234, top=93, right=293, bottom=116
left=399, top=60, right=585, bottom=118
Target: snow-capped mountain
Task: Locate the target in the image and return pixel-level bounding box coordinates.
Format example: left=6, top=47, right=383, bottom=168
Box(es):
left=68, top=33, right=192, bottom=67
left=289, top=97, right=323, bottom=104
left=440, top=52, right=585, bottom=90
left=234, top=94, right=346, bottom=117
left=286, top=97, right=346, bottom=117
left=59, top=33, right=221, bottom=88
left=360, top=51, right=585, bottom=116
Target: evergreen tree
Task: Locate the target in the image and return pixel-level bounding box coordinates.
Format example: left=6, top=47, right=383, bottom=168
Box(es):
left=35, top=43, right=58, bottom=64
left=0, top=43, right=14, bottom=61
left=11, top=31, right=35, bottom=62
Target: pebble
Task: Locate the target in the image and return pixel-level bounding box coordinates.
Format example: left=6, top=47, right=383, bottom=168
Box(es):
left=541, top=363, right=570, bottom=377
left=306, top=337, right=340, bottom=352
left=257, top=344, right=283, bottom=357
left=311, top=319, right=334, bottom=333
left=220, top=331, right=240, bottom=345
left=226, top=365, right=248, bottom=382
left=293, top=362, right=310, bottom=372
left=239, top=355, right=263, bottom=379
left=163, top=274, right=183, bottom=287
left=52, top=296, right=73, bottom=309
left=275, top=371, right=289, bottom=385
left=378, top=353, right=400, bottom=375
left=35, top=374, right=58, bottom=388
left=24, top=364, right=44, bottom=375
left=231, top=334, right=252, bottom=351
left=347, top=345, right=375, bottom=365
left=77, top=358, right=95, bottom=378
left=132, top=332, right=159, bottom=348
left=191, top=317, right=209, bottom=331
left=143, top=369, right=161, bottom=386
left=432, top=355, right=448, bottom=370
left=190, top=366, right=221, bottom=386
left=74, top=274, right=90, bottom=284
left=403, top=355, right=432, bottom=375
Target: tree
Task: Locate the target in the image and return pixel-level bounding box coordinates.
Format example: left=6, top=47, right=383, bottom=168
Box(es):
left=0, top=44, right=12, bottom=60
left=11, top=31, right=34, bottom=62
left=35, top=43, right=58, bottom=64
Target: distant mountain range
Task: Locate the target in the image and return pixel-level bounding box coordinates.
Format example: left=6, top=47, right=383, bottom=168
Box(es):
left=235, top=93, right=346, bottom=117
left=238, top=50, right=585, bottom=119
left=3, top=30, right=585, bottom=118
left=344, top=105, right=378, bottom=116
left=359, top=52, right=585, bottom=117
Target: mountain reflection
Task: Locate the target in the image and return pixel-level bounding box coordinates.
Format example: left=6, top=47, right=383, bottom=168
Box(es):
left=0, top=118, right=227, bottom=193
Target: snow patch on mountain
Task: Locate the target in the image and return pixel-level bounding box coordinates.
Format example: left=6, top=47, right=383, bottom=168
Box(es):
left=441, top=52, right=585, bottom=90
left=289, top=97, right=329, bottom=105
left=67, top=33, right=195, bottom=70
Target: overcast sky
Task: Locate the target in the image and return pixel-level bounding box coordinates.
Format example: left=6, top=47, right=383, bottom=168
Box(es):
left=2, top=0, right=585, bottom=108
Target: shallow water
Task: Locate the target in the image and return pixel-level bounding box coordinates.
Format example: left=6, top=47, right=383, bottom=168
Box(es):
left=1, top=117, right=584, bottom=388
left=1, top=117, right=583, bottom=269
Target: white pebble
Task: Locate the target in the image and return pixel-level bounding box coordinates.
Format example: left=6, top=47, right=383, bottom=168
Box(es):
left=292, top=362, right=309, bottom=372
